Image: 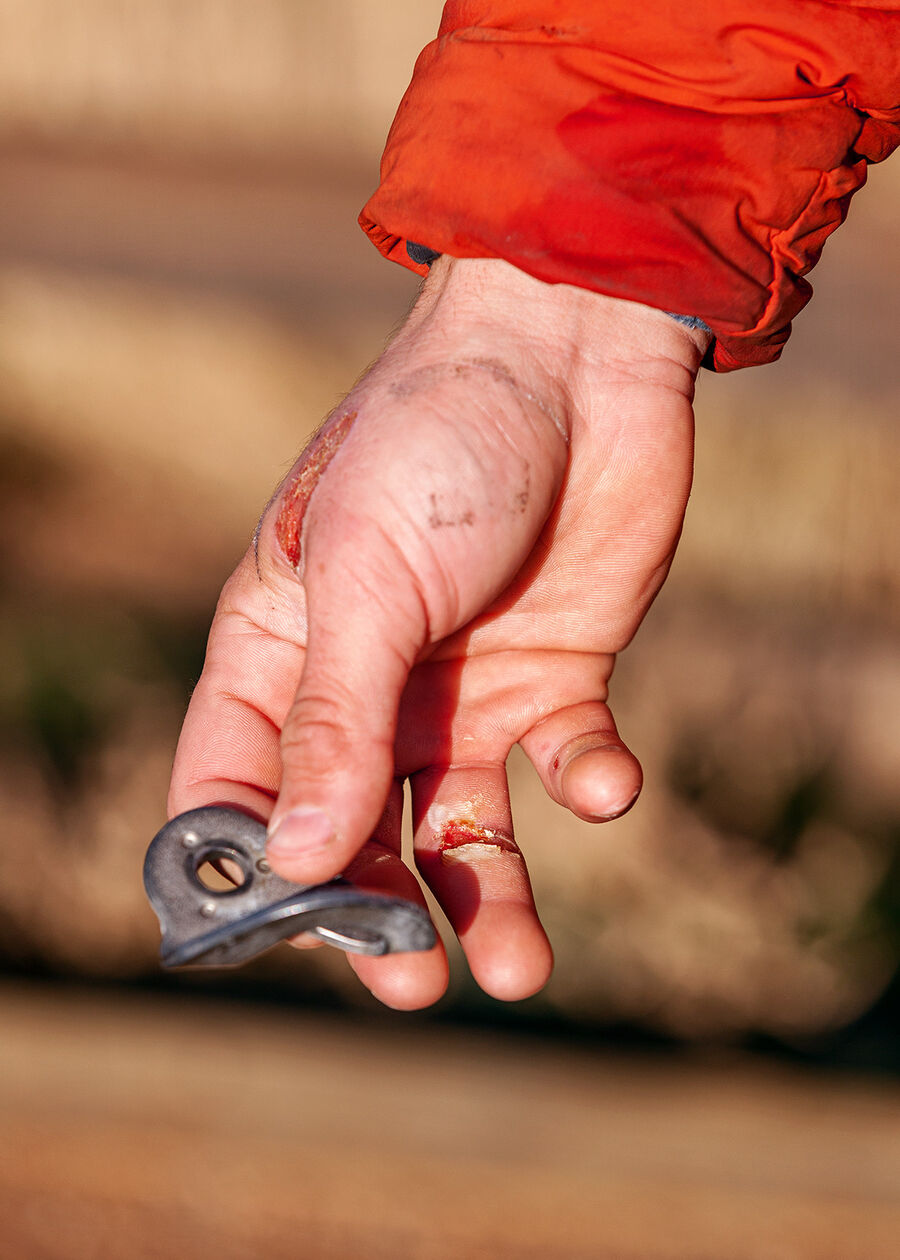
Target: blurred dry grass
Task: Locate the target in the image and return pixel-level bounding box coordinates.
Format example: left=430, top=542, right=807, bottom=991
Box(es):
left=0, top=0, right=442, bottom=161
left=0, top=0, right=897, bottom=1050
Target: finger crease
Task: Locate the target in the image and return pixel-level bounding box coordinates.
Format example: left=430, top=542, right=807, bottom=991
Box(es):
left=218, top=691, right=282, bottom=737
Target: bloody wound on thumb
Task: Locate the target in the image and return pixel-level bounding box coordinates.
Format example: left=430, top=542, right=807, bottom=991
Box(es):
left=265, top=438, right=427, bottom=885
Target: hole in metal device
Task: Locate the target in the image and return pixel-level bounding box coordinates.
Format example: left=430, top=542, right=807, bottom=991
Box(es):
left=191, top=845, right=252, bottom=894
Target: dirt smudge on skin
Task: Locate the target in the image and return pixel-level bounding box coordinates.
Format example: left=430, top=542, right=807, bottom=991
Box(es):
left=438, top=820, right=518, bottom=866
left=512, top=466, right=530, bottom=514
left=388, top=357, right=519, bottom=401
left=427, top=492, right=475, bottom=529
left=275, top=410, right=356, bottom=567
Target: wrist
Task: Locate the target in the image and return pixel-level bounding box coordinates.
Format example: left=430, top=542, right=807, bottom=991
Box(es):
left=409, top=256, right=708, bottom=411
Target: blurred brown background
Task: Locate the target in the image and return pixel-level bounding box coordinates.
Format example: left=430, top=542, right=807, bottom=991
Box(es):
left=0, top=3, right=898, bottom=1256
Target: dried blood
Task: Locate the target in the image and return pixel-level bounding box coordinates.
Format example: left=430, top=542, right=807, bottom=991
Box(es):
left=438, top=820, right=517, bottom=854
left=275, top=410, right=357, bottom=567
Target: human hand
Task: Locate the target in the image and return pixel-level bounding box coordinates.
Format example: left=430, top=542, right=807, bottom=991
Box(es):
left=168, top=257, right=709, bottom=1008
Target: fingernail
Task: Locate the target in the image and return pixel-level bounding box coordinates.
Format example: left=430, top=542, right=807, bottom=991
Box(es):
left=590, top=788, right=641, bottom=823
left=267, top=807, right=336, bottom=857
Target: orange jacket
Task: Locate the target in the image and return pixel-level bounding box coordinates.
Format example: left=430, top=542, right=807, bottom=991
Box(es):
left=360, top=1, right=900, bottom=370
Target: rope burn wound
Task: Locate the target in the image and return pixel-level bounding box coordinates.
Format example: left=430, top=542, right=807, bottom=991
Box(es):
left=438, top=820, right=518, bottom=866
left=275, top=410, right=357, bottom=567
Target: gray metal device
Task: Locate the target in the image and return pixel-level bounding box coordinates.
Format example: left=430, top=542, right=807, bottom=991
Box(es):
left=144, top=805, right=436, bottom=968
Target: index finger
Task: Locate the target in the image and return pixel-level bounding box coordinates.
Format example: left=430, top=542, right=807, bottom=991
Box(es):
left=167, top=553, right=305, bottom=822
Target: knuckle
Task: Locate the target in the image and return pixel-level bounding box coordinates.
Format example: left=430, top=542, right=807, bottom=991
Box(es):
left=280, top=701, right=350, bottom=769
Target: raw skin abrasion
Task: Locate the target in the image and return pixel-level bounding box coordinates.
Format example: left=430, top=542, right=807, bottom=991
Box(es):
left=438, top=820, right=518, bottom=865
left=275, top=410, right=357, bottom=567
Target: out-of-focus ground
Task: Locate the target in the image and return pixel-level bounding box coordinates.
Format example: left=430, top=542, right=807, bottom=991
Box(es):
left=0, top=5, right=898, bottom=1254
left=2, top=982, right=899, bottom=1260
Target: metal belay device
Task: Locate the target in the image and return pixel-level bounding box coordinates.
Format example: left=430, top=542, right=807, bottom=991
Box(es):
left=144, top=805, right=436, bottom=968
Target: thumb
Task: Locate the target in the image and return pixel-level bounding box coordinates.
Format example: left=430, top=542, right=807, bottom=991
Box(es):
left=265, top=497, right=427, bottom=884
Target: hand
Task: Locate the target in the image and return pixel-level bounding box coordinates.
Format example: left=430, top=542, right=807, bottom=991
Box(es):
left=169, top=257, right=709, bottom=1008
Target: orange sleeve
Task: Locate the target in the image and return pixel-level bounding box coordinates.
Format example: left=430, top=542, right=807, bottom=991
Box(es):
left=360, top=0, right=900, bottom=370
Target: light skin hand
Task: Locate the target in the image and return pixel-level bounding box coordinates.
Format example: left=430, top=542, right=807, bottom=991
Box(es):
left=168, top=257, right=710, bottom=1009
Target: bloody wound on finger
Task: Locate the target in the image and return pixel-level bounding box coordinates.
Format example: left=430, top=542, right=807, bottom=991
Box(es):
left=438, top=819, right=518, bottom=864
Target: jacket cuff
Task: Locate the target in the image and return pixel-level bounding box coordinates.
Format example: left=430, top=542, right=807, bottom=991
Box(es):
left=360, top=3, right=900, bottom=371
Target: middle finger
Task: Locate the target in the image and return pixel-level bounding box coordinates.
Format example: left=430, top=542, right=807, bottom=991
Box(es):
left=411, top=762, right=553, bottom=1002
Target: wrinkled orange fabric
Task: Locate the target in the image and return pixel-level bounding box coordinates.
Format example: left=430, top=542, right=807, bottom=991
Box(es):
left=360, top=0, right=900, bottom=370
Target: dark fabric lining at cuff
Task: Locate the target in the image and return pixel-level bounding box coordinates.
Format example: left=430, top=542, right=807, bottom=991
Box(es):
left=665, top=311, right=713, bottom=334
left=406, top=241, right=441, bottom=266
